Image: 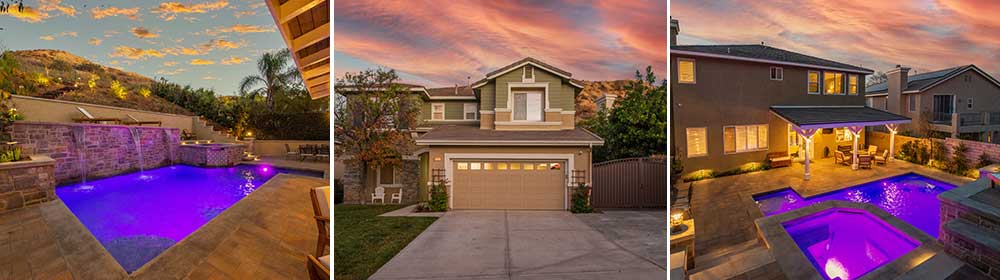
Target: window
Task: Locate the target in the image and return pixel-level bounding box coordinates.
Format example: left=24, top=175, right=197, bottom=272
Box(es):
left=464, top=103, right=478, bottom=120
left=510, top=163, right=522, bottom=170
left=787, top=125, right=799, bottom=146
left=909, top=95, right=916, bottom=112
left=524, top=163, right=535, bottom=170
left=470, top=162, right=481, bottom=170
left=431, top=103, right=444, bottom=120
left=967, top=98, right=973, bottom=109
left=550, top=162, right=561, bottom=170
left=537, top=163, right=547, bottom=170
left=867, top=97, right=873, bottom=107
left=824, top=72, right=844, bottom=94
left=848, top=75, right=858, bottom=95
left=835, top=128, right=854, bottom=142
left=378, top=165, right=397, bottom=185
left=457, top=162, right=468, bottom=170
left=497, top=162, right=508, bottom=170
left=770, top=67, right=783, bottom=80
left=686, top=127, right=707, bottom=157
left=523, top=65, right=534, bottom=81
left=483, top=162, right=493, bottom=170
left=513, top=92, right=542, bottom=121
left=678, top=58, right=696, bottom=84
left=807, top=71, right=820, bottom=94
left=724, top=124, right=768, bottom=154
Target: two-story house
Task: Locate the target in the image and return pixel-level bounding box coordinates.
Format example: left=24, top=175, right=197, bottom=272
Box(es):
left=865, top=64, right=1000, bottom=143
left=342, top=58, right=604, bottom=210
left=670, top=19, right=910, bottom=180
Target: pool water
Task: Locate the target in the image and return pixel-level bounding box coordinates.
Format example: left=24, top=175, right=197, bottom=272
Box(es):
left=56, top=164, right=321, bottom=273
left=754, top=173, right=955, bottom=237
left=783, top=208, right=919, bottom=280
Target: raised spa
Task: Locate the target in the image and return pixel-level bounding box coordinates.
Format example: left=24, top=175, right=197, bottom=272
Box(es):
left=56, top=164, right=322, bottom=273
left=754, top=173, right=955, bottom=237
left=179, top=143, right=246, bottom=167
left=782, top=208, right=919, bottom=280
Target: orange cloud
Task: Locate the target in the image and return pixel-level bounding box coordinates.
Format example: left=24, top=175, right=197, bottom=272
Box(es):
left=202, top=75, right=220, bottom=80
left=130, top=27, right=160, bottom=39
left=190, top=59, right=216, bottom=65
left=89, top=38, right=102, bottom=46
left=40, top=35, right=55, bottom=41
left=204, top=24, right=273, bottom=35
left=163, top=61, right=179, bottom=66
left=39, top=0, right=76, bottom=17
left=162, top=38, right=244, bottom=56
left=156, top=68, right=186, bottom=75
left=110, top=46, right=165, bottom=60
left=5, top=6, right=51, bottom=22
left=233, top=10, right=256, bottom=18
left=92, top=6, right=140, bottom=20
left=220, top=56, right=246, bottom=65
left=153, top=0, right=229, bottom=21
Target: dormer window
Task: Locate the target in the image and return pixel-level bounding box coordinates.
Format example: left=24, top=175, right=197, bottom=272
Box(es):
left=513, top=91, right=542, bottom=121
left=523, top=65, right=534, bottom=82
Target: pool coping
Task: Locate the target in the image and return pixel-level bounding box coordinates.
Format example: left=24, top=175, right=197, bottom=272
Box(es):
left=755, top=200, right=950, bottom=280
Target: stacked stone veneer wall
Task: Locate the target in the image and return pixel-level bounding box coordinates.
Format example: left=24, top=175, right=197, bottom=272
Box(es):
left=0, top=156, right=56, bottom=213
left=342, top=159, right=419, bottom=204
left=179, top=144, right=245, bottom=167
left=940, top=197, right=1000, bottom=278
left=7, top=122, right=180, bottom=184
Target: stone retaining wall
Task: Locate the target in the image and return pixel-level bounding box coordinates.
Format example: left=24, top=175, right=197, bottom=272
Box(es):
left=0, top=156, right=56, bottom=213
left=940, top=198, right=1000, bottom=278
left=7, top=121, right=180, bottom=184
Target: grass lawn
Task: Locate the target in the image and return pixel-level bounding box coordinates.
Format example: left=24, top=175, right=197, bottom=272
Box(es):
left=333, top=204, right=438, bottom=280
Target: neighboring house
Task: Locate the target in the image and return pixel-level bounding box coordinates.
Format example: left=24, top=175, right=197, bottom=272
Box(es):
left=669, top=19, right=909, bottom=179
left=340, top=58, right=605, bottom=210
left=865, top=64, right=1000, bottom=143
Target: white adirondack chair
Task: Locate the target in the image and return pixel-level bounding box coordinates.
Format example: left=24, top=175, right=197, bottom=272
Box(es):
left=371, top=186, right=386, bottom=204
left=390, top=188, right=403, bottom=204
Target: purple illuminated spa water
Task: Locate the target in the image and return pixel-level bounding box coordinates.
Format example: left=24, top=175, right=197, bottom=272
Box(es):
left=755, top=173, right=955, bottom=237
left=56, top=164, right=322, bottom=273
left=783, top=208, right=919, bottom=280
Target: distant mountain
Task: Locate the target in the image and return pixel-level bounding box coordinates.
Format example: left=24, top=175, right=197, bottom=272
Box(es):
left=4, top=49, right=193, bottom=115
left=575, top=80, right=633, bottom=121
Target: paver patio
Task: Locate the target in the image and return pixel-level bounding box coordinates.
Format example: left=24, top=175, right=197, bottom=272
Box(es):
left=682, top=158, right=974, bottom=263
left=0, top=173, right=326, bottom=279
left=370, top=210, right=667, bottom=280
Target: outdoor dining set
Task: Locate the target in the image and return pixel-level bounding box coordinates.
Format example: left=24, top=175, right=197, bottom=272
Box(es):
left=285, top=144, right=331, bottom=161
left=834, top=145, right=890, bottom=169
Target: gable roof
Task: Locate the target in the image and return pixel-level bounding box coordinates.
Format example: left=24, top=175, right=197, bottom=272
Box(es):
left=471, top=57, right=584, bottom=89
left=865, top=65, right=1000, bottom=95
left=671, top=44, right=873, bottom=74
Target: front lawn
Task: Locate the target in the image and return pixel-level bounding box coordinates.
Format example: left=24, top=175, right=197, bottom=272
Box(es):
left=333, top=204, right=437, bottom=280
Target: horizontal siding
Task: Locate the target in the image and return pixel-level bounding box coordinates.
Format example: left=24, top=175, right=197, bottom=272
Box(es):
left=480, top=82, right=495, bottom=111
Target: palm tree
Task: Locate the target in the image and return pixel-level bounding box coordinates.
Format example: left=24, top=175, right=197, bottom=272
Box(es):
left=238, top=49, right=300, bottom=109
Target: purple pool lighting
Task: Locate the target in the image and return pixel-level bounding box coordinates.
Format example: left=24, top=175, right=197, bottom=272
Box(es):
left=755, top=173, right=955, bottom=237
left=56, top=164, right=322, bottom=273
left=783, top=208, right=919, bottom=280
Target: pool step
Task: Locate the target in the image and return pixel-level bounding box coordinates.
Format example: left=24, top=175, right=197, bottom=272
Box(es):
left=896, top=251, right=967, bottom=280
left=692, top=239, right=761, bottom=270
left=688, top=245, right=774, bottom=280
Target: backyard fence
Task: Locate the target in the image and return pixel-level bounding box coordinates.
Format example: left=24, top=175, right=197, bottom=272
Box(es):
left=591, top=157, right=668, bottom=208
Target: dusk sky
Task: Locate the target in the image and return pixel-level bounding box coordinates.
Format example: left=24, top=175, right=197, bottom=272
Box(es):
left=0, top=0, right=286, bottom=95
left=334, top=0, right=667, bottom=87
left=672, top=0, right=1000, bottom=80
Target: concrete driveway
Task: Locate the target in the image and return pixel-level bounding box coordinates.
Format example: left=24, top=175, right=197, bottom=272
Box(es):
left=369, top=210, right=667, bottom=280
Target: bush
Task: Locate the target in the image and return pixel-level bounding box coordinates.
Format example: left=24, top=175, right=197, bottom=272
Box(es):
left=682, top=161, right=769, bottom=182
left=50, top=59, right=72, bottom=72
left=429, top=181, right=449, bottom=212
left=977, top=152, right=993, bottom=169
left=948, top=143, right=971, bottom=175
left=247, top=112, right=330, bottom=140
left=570, top=183, right=594, bottom=213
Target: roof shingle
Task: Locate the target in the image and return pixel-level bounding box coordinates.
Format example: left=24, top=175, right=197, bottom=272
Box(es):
left=415, top=125, right=603, bottom=144
left=671, top=44, right=872, bottom=73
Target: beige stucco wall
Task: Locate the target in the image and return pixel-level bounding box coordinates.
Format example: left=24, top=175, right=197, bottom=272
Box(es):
left=12, top=95, right=195, bottom=132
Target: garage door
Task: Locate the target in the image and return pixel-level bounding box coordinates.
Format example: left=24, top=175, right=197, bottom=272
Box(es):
left=452, top=160, right=566, bottom=210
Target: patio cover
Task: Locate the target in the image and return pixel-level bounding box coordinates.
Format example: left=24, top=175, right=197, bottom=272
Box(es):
left=770, top=106, right=911, bottom=179
left=769, top=105, right=910, bottom=129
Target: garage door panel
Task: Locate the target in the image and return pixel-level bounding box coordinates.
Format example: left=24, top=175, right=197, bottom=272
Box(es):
left=452, top=160, right=566, bottom=210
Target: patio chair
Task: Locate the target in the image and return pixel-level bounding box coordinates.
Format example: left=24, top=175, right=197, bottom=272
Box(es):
left=858, top=154, right=873, bottom=169
left=316, top=145, right=330, bottom=162
left=285, top=144, right=300, bottom=160
left=874, top=150, right=889, bottom=165
left=121, top=114, right=162, bottom=126
left=766, top=152, right=791, bottom=168
left=371, top=186, right=386, bottom=204
left=310, top=186, right=330, bottom=256
left=390, top=188, right=403, bottom=204
left=867, top=145, right=878, bottom=155
left=300, top=145, right=317, bottom=161
left=306, top=254, right=330, bottom=280
left=72, top=107, right=121, bottom=124
left=835, top=151, right=848, bottom=165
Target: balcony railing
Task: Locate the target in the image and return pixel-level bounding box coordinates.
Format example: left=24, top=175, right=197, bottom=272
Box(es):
left=960, top=113, right=985, bottom=126
left=933, top=111, right=1000, bottom=127
left=931, top=112, right=952, bottom=124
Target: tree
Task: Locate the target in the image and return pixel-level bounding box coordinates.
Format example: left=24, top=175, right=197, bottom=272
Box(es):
left=581, top=66, right=668, bottom=162
left=867, top=71, right=887, bottom=86
left=334, top=68, right=422, bottom=191
left=238, top=49, right=300, bottom=109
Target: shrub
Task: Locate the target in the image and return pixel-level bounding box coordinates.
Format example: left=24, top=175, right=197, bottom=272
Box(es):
left=977, top=152, right=993, bottom=169
left=948, top=143, right=971, bottom=175
left=110, top=80, right=127, bottom=99
left=50, top=59, right=72, bottom=72
left=428, top=181, right=449, bottom=212
left=929, top=141, right=948, bottom=169
left=682, top=161, right=769, bottom=182
left=138, top=88, right=151, bottom=98
left=570, top=183, right=594, bottom=213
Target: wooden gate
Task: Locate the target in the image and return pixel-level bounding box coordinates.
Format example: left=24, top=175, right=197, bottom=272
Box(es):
left=591, top=157, right=668, bottom=208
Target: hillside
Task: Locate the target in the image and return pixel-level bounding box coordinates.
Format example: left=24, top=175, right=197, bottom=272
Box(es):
left=575, top=80, right=633, bottom=120
left=4, top=49, right=193, bottom=115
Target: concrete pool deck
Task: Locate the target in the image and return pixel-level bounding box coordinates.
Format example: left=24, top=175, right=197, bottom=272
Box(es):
left=682, top=158, right=975, bottom=278
left=0, top=173, right=326, bottom=279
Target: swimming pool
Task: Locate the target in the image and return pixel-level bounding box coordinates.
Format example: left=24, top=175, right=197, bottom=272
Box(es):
left=56, top=164, right=322, bottom=273
left=754, top=173, right=955, bottom=237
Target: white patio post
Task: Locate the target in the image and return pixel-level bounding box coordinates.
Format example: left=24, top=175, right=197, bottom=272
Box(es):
left=794, top=127, right=818, bottom=180
left=885, top=123, right=899, bottom=161
left=849, top=126, right=864, bottom=170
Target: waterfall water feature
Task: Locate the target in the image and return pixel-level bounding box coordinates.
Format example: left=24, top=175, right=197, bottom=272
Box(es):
left=129, top=127, right=148, bottom=179
left=72, top=126, right=92, bottom=190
